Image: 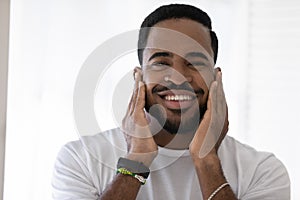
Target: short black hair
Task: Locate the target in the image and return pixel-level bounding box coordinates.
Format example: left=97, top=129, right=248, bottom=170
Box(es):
left=137, top=4, right=218, bottom=65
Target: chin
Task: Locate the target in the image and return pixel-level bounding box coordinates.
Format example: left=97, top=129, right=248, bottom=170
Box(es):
left=154, top=106, right=206, bottom=135
left=163, top=112, right=200, bottom=134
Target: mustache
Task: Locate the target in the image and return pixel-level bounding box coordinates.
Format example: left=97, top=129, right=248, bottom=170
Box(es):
left=152, top=82, right=204, bottom=95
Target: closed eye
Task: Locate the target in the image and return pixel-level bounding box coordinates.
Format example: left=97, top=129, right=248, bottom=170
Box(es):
left=187, top=61, right=207, bottom=70
left=149, top=61, right=170, bottom=70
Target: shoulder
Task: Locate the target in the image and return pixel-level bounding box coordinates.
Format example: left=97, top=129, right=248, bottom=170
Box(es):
left=220, top=136, right=286, bottom=164
left=58, top=128, right=126, bottom=158
left=219, top=136, right=288, bottom=173
left=52, top=128, right=126, bottom=198
left=219, top=136, right=290, bottom=199
left=56, top=128, right=127, bottom=168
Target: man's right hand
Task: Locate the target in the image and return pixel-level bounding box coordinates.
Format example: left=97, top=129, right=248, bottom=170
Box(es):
left=121, top=67, right=158, bottom=167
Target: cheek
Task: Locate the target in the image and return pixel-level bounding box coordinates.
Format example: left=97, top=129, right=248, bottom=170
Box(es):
left=193, top=74, right=210, bottom=103
left=142, top=70, right=165, bottom=85
left=145, top=84, right=153, bottom=97
left=145, top=83, right=156, bottom=102
left=193, top=71, right=210, bottom=89
left=196, top=69, right=215, bottom=89
left=144, top=83, right=156, bottom=111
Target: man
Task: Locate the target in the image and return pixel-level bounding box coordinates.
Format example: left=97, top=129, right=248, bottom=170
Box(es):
left=52, top=4, right=290, bottom=200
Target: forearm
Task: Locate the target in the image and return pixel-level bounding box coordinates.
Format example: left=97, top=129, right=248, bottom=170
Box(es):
left=193, top=153, right=237, bottom=200
left=100, top=173, right=141, bottom=200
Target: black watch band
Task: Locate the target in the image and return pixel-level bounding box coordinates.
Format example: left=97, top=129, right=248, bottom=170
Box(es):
left=117, top=157, right=150, bottom=179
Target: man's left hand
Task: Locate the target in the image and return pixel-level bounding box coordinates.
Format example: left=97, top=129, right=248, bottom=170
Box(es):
left=189, top=68, right=229, bottom=160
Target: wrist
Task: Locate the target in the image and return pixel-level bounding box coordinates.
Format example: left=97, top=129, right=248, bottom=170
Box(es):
left=117, top=157, right=150, bottom=185
left=126, top=151, right=157, bottom=167
left=192, top=152, right=220, bottom=168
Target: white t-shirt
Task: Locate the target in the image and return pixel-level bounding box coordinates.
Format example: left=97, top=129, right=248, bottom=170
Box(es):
left=52, top=128, right=290, bottom=199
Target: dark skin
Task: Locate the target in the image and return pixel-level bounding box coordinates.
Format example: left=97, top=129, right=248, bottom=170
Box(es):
left=100, top=19, right=237, bottom=200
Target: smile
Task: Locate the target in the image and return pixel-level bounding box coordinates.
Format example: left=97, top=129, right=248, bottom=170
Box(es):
left=156, top=89, right=198, bottom=110
left=164, top=94, right=193, bottom=101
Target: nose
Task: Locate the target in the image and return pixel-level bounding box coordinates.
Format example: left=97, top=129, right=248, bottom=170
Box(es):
left=166, top=63, right=192, bottom=85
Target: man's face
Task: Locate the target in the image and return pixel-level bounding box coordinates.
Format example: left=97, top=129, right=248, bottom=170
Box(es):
left=142, top=19, right=215, bottom=134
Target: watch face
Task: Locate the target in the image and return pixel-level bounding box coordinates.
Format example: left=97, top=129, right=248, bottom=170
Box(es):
left=117, top=157, right=150, bottom=179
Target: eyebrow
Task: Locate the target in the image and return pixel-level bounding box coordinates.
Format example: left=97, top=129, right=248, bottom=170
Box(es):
left=185, top=52, right=209, bottom=61
left=148, top=51, right=209, bottom=62
left=148, top=52, right=173, bottom=62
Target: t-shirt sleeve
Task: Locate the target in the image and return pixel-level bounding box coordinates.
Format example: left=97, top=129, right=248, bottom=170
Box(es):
left=241, top=154, right=290, bottom=200
left=52, top=142, right=100, bottom=200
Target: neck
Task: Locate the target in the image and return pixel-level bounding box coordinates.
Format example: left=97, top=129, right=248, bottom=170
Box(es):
left=153, top=129, right=195, bottom=150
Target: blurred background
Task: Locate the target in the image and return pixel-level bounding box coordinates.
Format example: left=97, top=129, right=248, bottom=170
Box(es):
left=1, top=0, right=300, bottom=199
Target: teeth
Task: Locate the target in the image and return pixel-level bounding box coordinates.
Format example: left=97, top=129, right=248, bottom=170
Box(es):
left=164, top=95, right=193, bottom=101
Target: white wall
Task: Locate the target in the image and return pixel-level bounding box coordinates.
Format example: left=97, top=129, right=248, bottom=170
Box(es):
left=245, top=1, right=300, bottom=198
left=0, top=0, right=10, bottom=199
left=4, top=0, right=299, bottom=199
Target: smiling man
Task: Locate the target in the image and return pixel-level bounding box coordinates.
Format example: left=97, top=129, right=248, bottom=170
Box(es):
left=52, top=4, right=290, bottom=200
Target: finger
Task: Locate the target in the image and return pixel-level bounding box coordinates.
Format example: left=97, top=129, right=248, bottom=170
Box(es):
left=129, top=69, right=142, bottom=115
left=216, top=70, right=223, bottom=92
left=208, top=80, right=218, bottom=113
left=216, top=104, right=229, bottom=148
left=125, top=92, right=134, bottom=117
left=135, top=81, right=146, bottom=112
left=134, top=67, right=142, bottom=82
left=124, top=69, right=139, bottom=119
left=216, top=71, right=227, bottom=112
left=215, top=71, right=228, bottom=146
left=216, top=69, right=225, bottom=98
left=223, top=104, right=229, bottom=132
left=216, top=71, right=223, bottom=109
left=123, top=91, right=135, bottom=132
left=214, top=67, right=221, bottom=80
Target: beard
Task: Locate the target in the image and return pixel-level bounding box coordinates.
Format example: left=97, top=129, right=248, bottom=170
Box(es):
left=165, top=105, right=206, bottom=134
left=146, top=100, right=207, bottom=135
left=154, top=105, right=206, bottom=134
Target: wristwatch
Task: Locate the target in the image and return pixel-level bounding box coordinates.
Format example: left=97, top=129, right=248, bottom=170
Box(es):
left=117, top=157, right=150, bottom=179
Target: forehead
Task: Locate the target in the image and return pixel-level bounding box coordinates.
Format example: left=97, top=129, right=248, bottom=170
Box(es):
left=143, top=19, right=214, bottom=63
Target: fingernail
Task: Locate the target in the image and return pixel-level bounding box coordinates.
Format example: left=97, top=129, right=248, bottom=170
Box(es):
left=138, top=81, right=144, bottom=87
